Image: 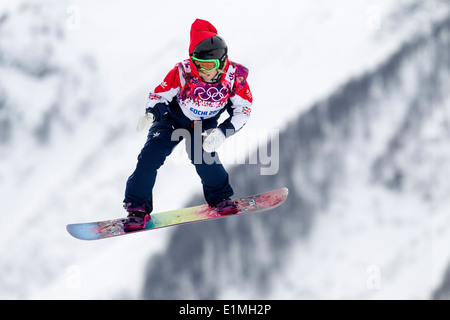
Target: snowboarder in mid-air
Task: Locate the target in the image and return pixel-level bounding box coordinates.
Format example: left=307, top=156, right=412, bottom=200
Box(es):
left=122, top=19, right=253, bottom=231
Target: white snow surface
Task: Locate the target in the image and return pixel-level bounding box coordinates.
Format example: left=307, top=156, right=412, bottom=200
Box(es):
left=0, top=0, right=446, bottom=299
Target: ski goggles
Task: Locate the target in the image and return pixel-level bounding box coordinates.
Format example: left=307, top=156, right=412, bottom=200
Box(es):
left=191, top=56, right=220, bottom=71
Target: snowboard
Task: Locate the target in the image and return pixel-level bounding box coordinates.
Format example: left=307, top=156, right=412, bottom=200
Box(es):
left=66, top=187, right=288, bottom=240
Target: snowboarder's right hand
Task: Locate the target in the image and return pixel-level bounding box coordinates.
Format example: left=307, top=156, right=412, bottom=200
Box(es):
left=136, top=113, right=155, bottom=132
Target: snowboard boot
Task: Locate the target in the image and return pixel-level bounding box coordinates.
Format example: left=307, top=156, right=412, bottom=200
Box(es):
left=123, top=203, right=150, bottom=232
left=215, top=198, right=238, bottom=215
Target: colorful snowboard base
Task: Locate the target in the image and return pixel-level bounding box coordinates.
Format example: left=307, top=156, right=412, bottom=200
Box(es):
left=66, top=187, right=288, bottom=240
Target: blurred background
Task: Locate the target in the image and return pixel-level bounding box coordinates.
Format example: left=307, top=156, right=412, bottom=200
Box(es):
left=0, top=0, right=449, bottom=299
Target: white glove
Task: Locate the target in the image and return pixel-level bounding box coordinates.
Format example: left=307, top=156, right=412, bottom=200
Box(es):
left=202, top=128, right=226, bottom=153
left=136, top=113, right=155, bottom=132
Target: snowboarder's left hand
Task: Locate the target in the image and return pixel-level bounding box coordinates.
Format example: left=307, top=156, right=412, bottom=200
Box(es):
left=202, top=129, right=226, bottom=153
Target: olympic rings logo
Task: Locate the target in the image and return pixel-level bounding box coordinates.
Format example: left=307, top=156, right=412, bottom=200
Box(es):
left=194, top=87, right=228, bottom=102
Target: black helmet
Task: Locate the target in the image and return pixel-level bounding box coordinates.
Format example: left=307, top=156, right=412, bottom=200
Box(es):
left=191, top=35, right=228, bottom=69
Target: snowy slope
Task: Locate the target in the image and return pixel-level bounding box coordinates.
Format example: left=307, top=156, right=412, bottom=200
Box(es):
left=0, top=0, right=444, bottom=299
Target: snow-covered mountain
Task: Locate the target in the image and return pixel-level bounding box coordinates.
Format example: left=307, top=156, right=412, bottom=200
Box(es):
left=1, top=0, right=448, bottom=299
left=142, top=2, right=450, bottom=299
